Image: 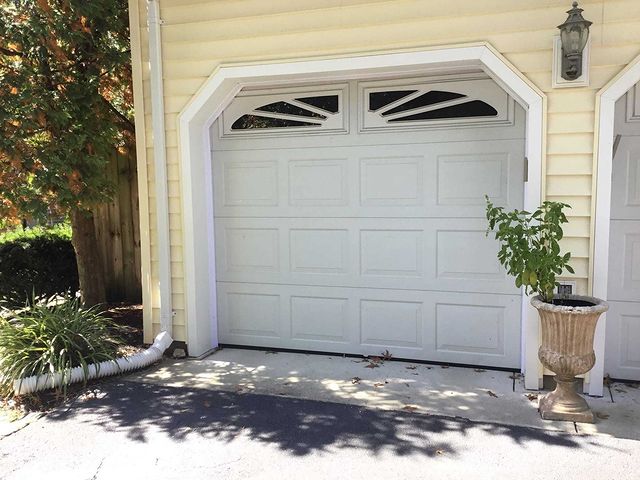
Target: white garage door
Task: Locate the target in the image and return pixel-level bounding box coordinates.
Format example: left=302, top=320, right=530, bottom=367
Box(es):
left=210, top=75, right=526, bottom=368
left=605, top=84, right=640, bottom=380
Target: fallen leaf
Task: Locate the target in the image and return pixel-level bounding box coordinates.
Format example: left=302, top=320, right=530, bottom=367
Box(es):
left=405, top=383, right=410, bottom=387
left=381, top=349, right=393, bottom=361
left=525, top=393, right=538, bottom=402
left=474, top=369, right=486, bottom=373
left=370, top=356, right=382, bottom=363
left=351, top=377, right=362, bottom=385
left=435, top=449, right=446, bottom=456
left=406, top=366, right=417, bottom=370
left=441, top=365, right=450, bottom=369
left=596, top=412, right=610, bottom=420
left=486, top=390, right=498, bottom=398
left=411, top=373, right=419, bottom=376
left=426, top=366, right=432, bottom=370
left=373, top=382, right=385, bottom=388
left=402, top=405, right=419, bottom=412
left=365, top=362, right=380, bottom=369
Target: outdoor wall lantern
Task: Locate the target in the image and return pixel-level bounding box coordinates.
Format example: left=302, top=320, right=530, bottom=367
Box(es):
left=557, top=2, right=592, bottom=81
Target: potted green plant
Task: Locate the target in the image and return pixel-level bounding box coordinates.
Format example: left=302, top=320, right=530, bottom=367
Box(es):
left=485, top=197, right=608, bottom=423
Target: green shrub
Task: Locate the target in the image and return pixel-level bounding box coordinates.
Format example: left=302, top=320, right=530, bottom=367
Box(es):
left=485, top=197, right=574, bottom=303
left=0, top=224, right=78, bottom=306
left=0, top=295, right=122, bottom=395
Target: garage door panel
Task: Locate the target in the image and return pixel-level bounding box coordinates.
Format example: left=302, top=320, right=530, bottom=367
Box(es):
left=217, top=282, right=520, bottom=368
left=605, top=301, right=640, bottom=380
left=215, top=217, right=514, bottom=294
left=436, top=152, right=510, bottom=207
left=607, top=220, right=640, bottom=302
left=221, top=159, right=279, bottom=207
left=360, top=156, right=424, bottom=206
left=213, top=141, right=524, bottom=219
left=288, top=158, right=349, bottom=206
left=610, top=138, right=640, bottom=220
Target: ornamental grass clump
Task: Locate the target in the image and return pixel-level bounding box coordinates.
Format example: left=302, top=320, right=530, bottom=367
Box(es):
left=0, top=295, right=122, bottom=396
left=485, top=196, right=574, bottom=303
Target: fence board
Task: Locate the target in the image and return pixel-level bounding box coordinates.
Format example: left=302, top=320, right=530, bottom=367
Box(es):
left=93, top=149, right=142, bottom=302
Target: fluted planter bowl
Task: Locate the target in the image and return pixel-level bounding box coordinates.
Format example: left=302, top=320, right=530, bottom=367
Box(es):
left=531, top=294, right=608, bottom=423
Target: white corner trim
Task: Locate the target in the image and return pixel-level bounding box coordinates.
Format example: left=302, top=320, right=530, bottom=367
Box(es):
left=128, top=0, right=153, bottom=343
left=176, top=43, right=545, bottom=385
left=147, top=0, right=173, bottom=335
left=589, top=54, right=640, bottom=397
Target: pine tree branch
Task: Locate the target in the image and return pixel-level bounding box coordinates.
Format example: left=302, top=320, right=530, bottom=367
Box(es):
left=100, top=96, right=135, bottom=133
left=0, top=46, right=23, bottom=57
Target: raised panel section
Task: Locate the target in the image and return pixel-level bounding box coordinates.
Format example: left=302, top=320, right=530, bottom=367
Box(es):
left=224, top=228, right=279, bottom=272
left=435, top=304, right=505, bottom=355
left=289, top=159, right=347, bottom=206
left=437, top=153, right=509, bottom=206
left=626, top=151, right=640, bottom=207
left=291, top=296, right=348, bottom=342
left=360, top=156, right=422, bottom=206
left=605, top=301, right=640, bottom=381
left=436, top=230, right=504, bottom=280
left=225, top=292, right=280, bottom=337
left=290, top=229, right=348, bottom=274
left=360, top=300, right=422, bottom=348
left=611, top=139, right=640, bottom=220
left=360, top=229, right=422, bottom=277
left=222, top=160, right=278, bottom=206
left=620, top=314, right=640, bottom=369
left=626, top=234, right=640, bottom=285
left=607, top=221, right=640, bottom=302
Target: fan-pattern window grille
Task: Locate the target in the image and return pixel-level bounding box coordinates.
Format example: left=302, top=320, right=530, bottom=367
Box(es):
left=228, top=94, right=341, bottom=132
left=362, top=78, right=511, bottom=130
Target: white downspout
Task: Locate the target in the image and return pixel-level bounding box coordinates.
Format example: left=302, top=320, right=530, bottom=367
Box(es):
left=147, top=0, right=173, bottom=335
left=13, top=332, right=173, bottom=395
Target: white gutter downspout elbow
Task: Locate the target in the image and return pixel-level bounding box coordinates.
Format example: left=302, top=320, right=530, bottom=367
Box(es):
left=147, top=0, right=173, bottom=336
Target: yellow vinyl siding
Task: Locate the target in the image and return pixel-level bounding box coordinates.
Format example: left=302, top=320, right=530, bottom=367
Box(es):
left=131, top=0, right=640, bottom=342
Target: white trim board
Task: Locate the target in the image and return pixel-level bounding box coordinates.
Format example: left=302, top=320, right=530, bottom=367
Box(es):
left=176, top=43, right=546, bottom=389
left=590, top=54, right=640, bottom=397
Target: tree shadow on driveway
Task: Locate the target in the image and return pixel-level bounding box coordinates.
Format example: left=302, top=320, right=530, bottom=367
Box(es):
left=47, top=380, right=612, bottom=458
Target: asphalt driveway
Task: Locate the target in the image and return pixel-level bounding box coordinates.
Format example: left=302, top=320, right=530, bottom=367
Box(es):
left=1, top=378, right=639, bottom=480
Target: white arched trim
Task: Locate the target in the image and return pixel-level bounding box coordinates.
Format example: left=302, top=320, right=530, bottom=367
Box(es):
left=589, top=54, right=640, bottom=397
left=176, top=42, right=545, bottom=388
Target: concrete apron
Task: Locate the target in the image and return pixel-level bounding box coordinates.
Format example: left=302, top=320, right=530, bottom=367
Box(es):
left=128, top=348, right=640, bottom=440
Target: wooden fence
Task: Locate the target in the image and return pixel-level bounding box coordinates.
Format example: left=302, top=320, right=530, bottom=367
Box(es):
left=93, top=149, right=142, bottom=303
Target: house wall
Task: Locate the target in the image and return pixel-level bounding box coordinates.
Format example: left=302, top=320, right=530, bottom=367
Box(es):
left=129, top=0, right=640, bottom=343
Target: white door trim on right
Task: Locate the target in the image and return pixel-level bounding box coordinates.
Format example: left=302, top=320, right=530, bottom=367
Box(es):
left=590, top=54, right=640, bottom=397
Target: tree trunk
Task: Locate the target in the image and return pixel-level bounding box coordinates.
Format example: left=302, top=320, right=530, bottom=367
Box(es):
left=70, top=209, right=106, bottom=306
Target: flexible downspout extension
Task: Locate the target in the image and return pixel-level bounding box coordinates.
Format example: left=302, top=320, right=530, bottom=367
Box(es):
left=13, top=332, right=173, bottom=395
left=147, top=0, right=173, bottom=335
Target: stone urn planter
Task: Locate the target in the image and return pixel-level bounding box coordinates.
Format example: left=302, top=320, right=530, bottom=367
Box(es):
left=531, top=294, right=608, bottom=423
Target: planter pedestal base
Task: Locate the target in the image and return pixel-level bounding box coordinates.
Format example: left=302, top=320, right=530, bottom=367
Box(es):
left=538, top=376, right=595, bottom=423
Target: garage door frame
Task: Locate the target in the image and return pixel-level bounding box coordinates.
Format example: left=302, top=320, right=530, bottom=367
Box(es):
left=591, top=53, right=640, bottom=396
left=176, top=42, right=545, bottom=389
